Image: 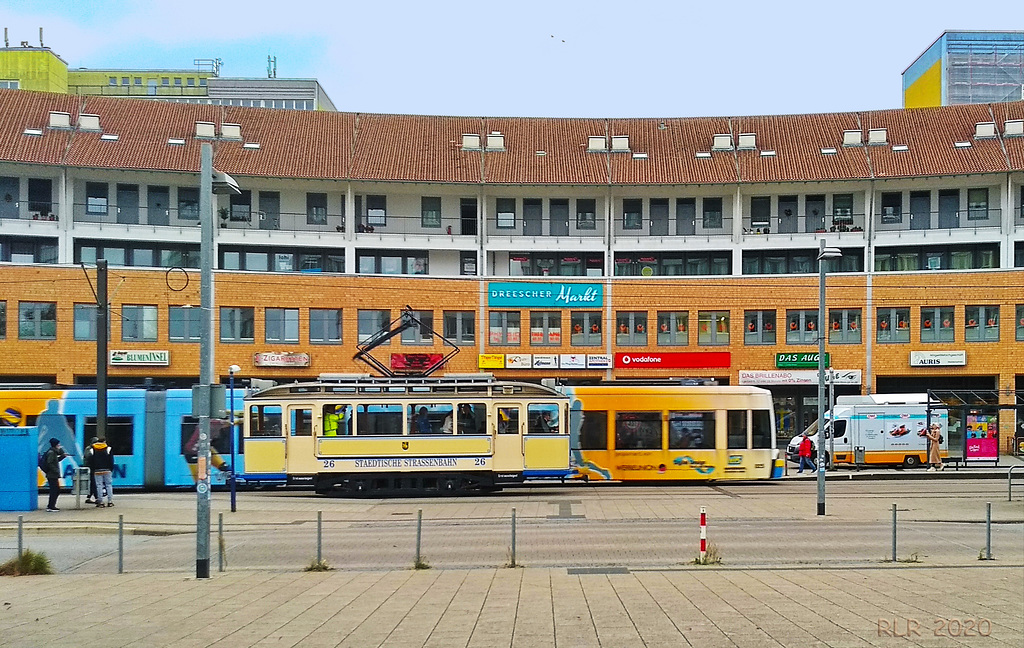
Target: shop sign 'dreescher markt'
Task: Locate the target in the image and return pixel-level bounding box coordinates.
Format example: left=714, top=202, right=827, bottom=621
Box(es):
left=487, top=282, right=603, bottom=308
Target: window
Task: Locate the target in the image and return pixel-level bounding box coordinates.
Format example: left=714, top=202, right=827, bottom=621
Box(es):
left=460, top=252, right=477, bottom=276
left=2, top=236, right=58, bottom=264
left=108, top=77, right=117, bottom=86
left=829, top=309, right=862, bottom=344
left=752, top=410, right=772, bottom=449
left=0, top=302, right=5, bottom=339
left=727, top=410, right=748, bottom=449
left=496, top=198, right=516, bottom=229
left=702, top=197, right=723, bottom=229
left=920, top=307, right=954, bottom=343
left=356, top=250, right=428, bottom=275
left=86, top=182, right=108, bottom=215
left=967, top=188, right=989, bottom=221
left=19, top=302, right=56, bottom=339
left=120, top=77, right=129, bottom=86
left=169, top=306, right=201, bottom=342
left=310, top=309, right=342, bottom=344
left=85, top=416, right=133, bottom=455
left=173, top=78, right=182, bottom=86
left=409, top=403, right=456, bottom=435
left=623, top=199, right=642, bottom=230
left=697, top=310, right=729, bottom=346
left=220, top=307, right=255, bottom=342
left=74, top=304, right=98, bottom=341
left=443, top=311, right=475, bottom=344
left=750, top=196, right=770, bottom=228
left=187, top=78, right=195, bottom=87
left=965, top=306, right=999, bottom=342
left=881, top=192, right=902, bottom=224
left=785, top=310, right=818, bottom=345
left=497, top=406, right=520, bottom=435
left=874, top=244, right=997, bottom=272
left=265, top=308, right=299, bottom=344
left=744, top=249, right=862, bottom=274
left=121, top=305, right=157, bottom=342
left=669, top=411, right=715, bottom=449
left=570, top=311, right=602, bottom=346
left=615, top=412, right=661, bottom=450
left=249, top=405, right=282, bottom=437
left=615, top=251, right=730, bottom=276
left=358, top=310, right=390, bottom=344
left=366, top=195, right=386, bottom=226
left=1017, top=305, right=1024, bottom=342
left=657, top=311, right=689, bottom=346
left=527, top=403, right=561, bottom=434
left=0, top=80, right=20, bottom=89
left=219, top=246, right=343, bottom=273
left=421, top=197, right=441, bottom=228
left=576, top=199, right=597, bottom=230
left=177, top=187, right=199, bottom=220
left=306, top=193, right=327, bottom=225
left=401, top=310, right=434, bottom=345
left=488, top=311, right=521, bottom=345
left=616, top=311, right=648, bottom=346
left=579, top=410, right=608, bottom=449
left=510, top=252, right=604, bottom=277
left=229, top=191, right=251, bottom=222
left=743, top=310, right=775, bottom=345
left=529, top=311, right=561, bottom=346
left=877, top=308, right=910, bottom=343
left=161, top=77, right=170, bottom=86
left=832, top=194, right=854, bottom=225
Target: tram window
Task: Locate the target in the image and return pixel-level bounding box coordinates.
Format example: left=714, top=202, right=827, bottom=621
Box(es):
left=727, top=410, right=748, bottom=449
left=752, top=410, right=773, bottom=449
left=527, top=403, right=560, bottom=434
left=290, top=408, right=312, bottom=436
left=180, top=418, right=232, bottom=461
left=249, top=405, right=283, bottom=437
left=457, top=403, right=486, bottom=434
left=615, top=412, right=661, bottom=450
left=85, top=416, right=134, bottom=455
left=357, top=404, right=403, bottom=435
left=830, top=419, right=847, bottom=439
left=407, top=404, right=455, bottom=434
left=579, top=409, right=608, bottom=450
left=497, top=406, right=520, bottom=434
left=668, top=411, right=715, bottom=449
left=322, top=404, right=352, bottom=436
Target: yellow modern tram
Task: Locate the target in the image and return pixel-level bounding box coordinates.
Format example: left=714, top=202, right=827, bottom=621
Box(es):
left=559, top=383, right=783, bottom=481
left=242, top=374, right=571, bottom=495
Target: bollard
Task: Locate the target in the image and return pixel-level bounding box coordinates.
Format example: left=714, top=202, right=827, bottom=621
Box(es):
left=891, top=503, right=897, bottom=562
left=118, top=515, right=124, bottom=574
left=985, top=502, right=992, bottom=560
left=218, top=513, right=224, bottom=572
left=699, top=507, right=707, bottom=562
left=317, top=511, right=322, bottom=565
left=18, top=515, right=23, bottom=559
left=510, top=507, right=517, bottom=568
left=416, top=509, right=422, bottom=566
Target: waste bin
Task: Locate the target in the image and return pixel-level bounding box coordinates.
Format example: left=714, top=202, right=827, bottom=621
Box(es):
left=854, top=446, right=866, bottom=465
left=72, top=466, right=91, bottom=508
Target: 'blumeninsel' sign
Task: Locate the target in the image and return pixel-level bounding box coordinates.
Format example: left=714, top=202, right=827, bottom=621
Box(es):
left=109, top=350, right=170, bottom=366
left=487, top=282, right=603, bottom=308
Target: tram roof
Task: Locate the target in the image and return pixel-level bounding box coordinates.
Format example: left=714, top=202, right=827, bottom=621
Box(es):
left=247, top=374, right=565, bottom=399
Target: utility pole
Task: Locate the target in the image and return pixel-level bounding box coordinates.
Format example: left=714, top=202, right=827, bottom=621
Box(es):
left=196, top=142, right=214, bottom=579
left=96, top=259, right=108, bottom=442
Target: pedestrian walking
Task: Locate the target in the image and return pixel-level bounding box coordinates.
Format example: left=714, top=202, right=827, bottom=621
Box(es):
left=83, top=436, right=99, bottom=503
left=926, top=423, right=944, bottom=471
left=797, top=432, right=816, bottom=474
left=42, top=438, right=68, bottom=512
left=87, top=436, right=116, bottom=507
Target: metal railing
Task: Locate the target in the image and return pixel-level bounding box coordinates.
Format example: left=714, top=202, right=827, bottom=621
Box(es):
left=0, top=201, right=60, bottom=222
left=875, top=208, right=1001, bottom=233
left=742, top=212, right=866, bottom=236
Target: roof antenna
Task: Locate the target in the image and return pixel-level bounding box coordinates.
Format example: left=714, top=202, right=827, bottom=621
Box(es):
left=39, top=27, right=44, bottom=47
left=4, top=28, right=8, bottom=48
left=267, top=55, right=277, bottom=79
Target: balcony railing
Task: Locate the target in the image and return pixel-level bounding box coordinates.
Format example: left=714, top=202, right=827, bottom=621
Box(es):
left=487, top=215, right=604, bottom=239
left=0, top=201, right=60, bottom=223
left=743, top=212, right=865, bottom=236
left=875, top=208, right=1001, bottom=233
left=67, top=84, right=209, bottom=97
left=612, top=216, right=733, bottom=240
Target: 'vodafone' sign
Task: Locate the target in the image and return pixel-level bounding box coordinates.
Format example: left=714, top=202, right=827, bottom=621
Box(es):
left=614, top=352, right=731, bottom=369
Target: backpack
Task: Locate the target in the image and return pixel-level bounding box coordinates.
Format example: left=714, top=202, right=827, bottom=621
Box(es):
left=38, top=450, right=50, bottom=472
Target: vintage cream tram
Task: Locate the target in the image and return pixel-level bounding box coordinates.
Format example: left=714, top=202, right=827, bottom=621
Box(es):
left=242, top=374, right=571, bottom=495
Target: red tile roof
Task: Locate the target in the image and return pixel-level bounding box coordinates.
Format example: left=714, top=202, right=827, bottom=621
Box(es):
left=1, top=89, right=1022, bottom=185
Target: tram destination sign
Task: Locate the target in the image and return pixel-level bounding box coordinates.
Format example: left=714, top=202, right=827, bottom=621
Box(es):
left=775, top=352, right=829, bottom=368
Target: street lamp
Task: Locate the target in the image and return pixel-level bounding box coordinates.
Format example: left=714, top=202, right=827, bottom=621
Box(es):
left=817, top=239, right=842, bottom=516
left=228, top=364, right=241, bottom=513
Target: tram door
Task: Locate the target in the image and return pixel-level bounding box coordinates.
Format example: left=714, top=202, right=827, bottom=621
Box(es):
left=493, top=404, right=525, bottom=473
left=286, top=406, right=316, bottom=475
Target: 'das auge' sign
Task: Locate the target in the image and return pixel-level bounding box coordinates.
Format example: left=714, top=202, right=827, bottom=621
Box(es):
left=775, top=353, right=829, bottom=368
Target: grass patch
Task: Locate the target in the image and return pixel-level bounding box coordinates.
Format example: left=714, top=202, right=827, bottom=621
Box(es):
left=413, top=557, right=431, bottom=570
left=692, top=543, right=722, bottom=566
left=978, top=549, right=994, bottom=561
left=303, top=558, right=333, bottom=572
left=895, top=552, right=921, bottom=563
left=0, top=550, right=54, bottom=576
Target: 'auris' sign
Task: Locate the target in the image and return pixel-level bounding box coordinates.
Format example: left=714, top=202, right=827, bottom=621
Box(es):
left=487, top=282, right=603, bottom=308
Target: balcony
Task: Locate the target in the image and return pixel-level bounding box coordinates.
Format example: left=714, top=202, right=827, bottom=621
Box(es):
left=613, top=215, right=732, bottom=243
left=875, top=208, right=1001, bottom=236
left=67, top=84, right=209, bottom=98
left=742, top=212, right=865, bottom=238
left=0, top=200, right=60, bottom=223
left=487, top=215, right=605, bottom=241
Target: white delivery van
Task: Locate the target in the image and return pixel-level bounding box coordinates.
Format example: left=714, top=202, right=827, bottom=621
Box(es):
left=786, top=393, right=948, bottom=468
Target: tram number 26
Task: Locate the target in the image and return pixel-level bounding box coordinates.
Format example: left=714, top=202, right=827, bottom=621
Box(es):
left=322, top=459, right=336, bottom=468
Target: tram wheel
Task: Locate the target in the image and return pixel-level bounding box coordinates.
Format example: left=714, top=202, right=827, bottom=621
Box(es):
left=902, top=455, right=921, bottom=468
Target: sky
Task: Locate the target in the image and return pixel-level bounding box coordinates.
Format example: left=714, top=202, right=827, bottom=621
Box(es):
left=4, top=0, right=1022, bottom=118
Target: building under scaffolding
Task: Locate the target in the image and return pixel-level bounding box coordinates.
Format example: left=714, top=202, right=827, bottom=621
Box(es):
left=903, top=31, right=1024, bottom=108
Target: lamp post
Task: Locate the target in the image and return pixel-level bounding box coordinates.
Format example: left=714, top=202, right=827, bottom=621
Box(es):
left=817, top=239, right=842, bottom=516
left=228, top=364, right=241, bottom=513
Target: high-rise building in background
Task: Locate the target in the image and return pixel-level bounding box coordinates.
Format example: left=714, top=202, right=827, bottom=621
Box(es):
left=904, top=31, right=1024, bottom=108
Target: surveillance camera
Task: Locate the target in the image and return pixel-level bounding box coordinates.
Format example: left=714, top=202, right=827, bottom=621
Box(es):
left=211, top=168, right=241, bottom=195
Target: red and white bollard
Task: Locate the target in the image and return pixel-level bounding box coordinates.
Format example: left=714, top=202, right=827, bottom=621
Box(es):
left=699, top=506, right=707, bottom=562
